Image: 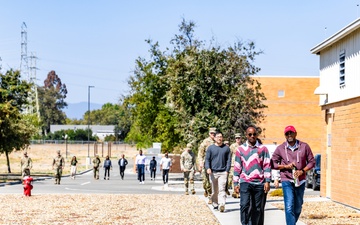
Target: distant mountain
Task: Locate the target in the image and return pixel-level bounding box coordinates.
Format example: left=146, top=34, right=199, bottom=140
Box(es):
left=63, top=102, right=102, bottom=119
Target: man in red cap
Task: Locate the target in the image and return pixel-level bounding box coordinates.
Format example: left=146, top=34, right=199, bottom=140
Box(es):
left=271, top=125, right=315, bottom=225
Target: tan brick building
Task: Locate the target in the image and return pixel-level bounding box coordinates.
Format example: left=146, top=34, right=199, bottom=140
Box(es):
left=253, top=76, right=322, bottom=155
left=311, top=18, right=360, bottom=209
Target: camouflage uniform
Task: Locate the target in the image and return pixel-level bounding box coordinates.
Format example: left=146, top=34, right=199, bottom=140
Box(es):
left=198, top=128, right=216, bottom=200
left=21, top=152, right=33, bottom=177
left=52, top=150, right=65, bottom=184
left=229, top=133, right=241, bottom=198
left=181, top=143, right=196, bottom=195
left=92, top=155, right=101, bottom=180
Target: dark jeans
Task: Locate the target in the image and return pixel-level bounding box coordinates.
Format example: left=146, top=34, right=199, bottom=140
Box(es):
left=240, top=182, right=265, bottom=225
left=162, top=169, right=169, bottom=184
left=119, top=166, right=126, bottom=179
left=137, top=164, right=145, bottom=182
left=104, top=167, right=110, bottom=178
left=282, top=181, right=305, bottom=225
left=151, top=169, right=156, bottom=179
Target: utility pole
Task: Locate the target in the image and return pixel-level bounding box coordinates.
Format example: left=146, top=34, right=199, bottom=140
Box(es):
left=29, top=52, right=40, bottom=119
left=87, top=86, right=95, bottom=167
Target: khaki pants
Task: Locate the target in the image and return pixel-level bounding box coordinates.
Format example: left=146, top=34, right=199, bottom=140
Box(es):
left=210, top=171, right=227, bottom=207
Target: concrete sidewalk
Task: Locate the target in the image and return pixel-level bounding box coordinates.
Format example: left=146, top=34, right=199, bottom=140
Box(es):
left=165, top=173, right=307, bottom=225
left=201, top=195, right=307, bottom=225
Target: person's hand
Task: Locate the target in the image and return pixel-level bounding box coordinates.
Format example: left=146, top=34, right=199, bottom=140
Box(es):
left=264, top=182, right=270, bottom=193
left=234, top=185, right=240, bottom=194
left=284, top=162, right=295, bottom=170
left=274, top=179, right=279, bottom=189
left=206, top=168, right=212, bottom=175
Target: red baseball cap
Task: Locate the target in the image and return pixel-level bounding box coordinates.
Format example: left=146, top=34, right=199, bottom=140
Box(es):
left=284, top=125, right=296, bottom=134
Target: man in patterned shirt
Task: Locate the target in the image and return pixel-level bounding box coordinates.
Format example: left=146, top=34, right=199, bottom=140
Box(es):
left=181, top=143, right=196, bottom=195
left=233, top=126, right=271, bottom=225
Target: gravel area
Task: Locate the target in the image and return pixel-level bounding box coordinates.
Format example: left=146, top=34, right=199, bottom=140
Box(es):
left=270, top=196, right=360, bottom=225
left=0, top=194, right=219, bottom=225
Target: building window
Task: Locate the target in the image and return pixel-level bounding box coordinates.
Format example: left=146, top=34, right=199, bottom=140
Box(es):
left=278, top=90, right=285, bottom=97
left=339, top=50, right=345, bottom=87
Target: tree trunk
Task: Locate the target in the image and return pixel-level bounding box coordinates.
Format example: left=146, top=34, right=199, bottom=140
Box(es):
left=5, top=151, right=11, bottom=173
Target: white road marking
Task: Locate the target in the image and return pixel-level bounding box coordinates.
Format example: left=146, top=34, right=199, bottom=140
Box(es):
left=81, top=182, right=90, bottom=186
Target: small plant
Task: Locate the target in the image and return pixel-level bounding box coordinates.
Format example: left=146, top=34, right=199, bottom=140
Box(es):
left=269, top=189, right=283, bottom=197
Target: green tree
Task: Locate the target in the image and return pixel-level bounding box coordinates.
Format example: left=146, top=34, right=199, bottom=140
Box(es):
left=0, top=70, right=38, bottom=173
left=38, top=70, right=68, bottom=135
left=126, top=19, right=267, bottom=152
left=125, top=40, right=181, bottom=150
left=166, top=20, right=267, bottom=147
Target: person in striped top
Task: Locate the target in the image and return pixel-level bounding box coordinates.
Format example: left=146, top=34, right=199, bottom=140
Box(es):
left=233, top=126, right=271, bottom=225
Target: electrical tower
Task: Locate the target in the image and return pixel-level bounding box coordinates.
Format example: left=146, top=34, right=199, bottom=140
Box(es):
left=20, top=22, right=40, bottom=118
left=20, top=22, right=29, bottom=81
left=29, top=52, right=40, bottom=119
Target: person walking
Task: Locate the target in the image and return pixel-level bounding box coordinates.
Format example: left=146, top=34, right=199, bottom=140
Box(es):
left=198, top=127, right=216, bottom=204
left=103, top=155, right=112, bottom=180
left=92, top=154, right=101, bottom=180
left=229, top=133, right=242, bottom=198
left=180, top=143, right=196, bottom=195
left=149, top=156, right=157, bottom=181
left=205, top=131, right=232, bottom=213
left=70, top=156, right=78, bottom=179
left=233, top=126, right=271, bottom=225
left=160, top=152, right=172, bottom=185
left=21, top=151, right=33, bottom=177
left=52, top=150, right=65, bottom=185
left=118, top=154, right=128, bottom=180
left=271, top=125, right=315, bottom=225
left=135, top=150, right=147, bottom=184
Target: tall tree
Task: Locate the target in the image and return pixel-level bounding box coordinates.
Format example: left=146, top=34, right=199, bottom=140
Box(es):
left=38, top=70, right=68, bottom=135
left=166, top=20, right=267, bottom=146
left=0, top=70, right=38, bottom=173
left=126, top=19, right=267, bottom=152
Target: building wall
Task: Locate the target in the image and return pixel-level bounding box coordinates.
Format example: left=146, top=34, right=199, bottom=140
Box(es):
left=321, top=97, right=360, bottom=209
left=318, top=28, right=360, bottom=105
left=254, top=76, right=323, bottom=154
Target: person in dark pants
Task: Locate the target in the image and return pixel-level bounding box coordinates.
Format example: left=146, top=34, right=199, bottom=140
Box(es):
left=103, top=155, right=112, bottom=180
left=233, top=126, right=271, bottom=225
left=149, top=156, right=157, bottom=180
left=136, top=150, right=147, bottom=184
left=160, top=153, right=172, bottom=185
left=118, top=154, right=128, bottom=180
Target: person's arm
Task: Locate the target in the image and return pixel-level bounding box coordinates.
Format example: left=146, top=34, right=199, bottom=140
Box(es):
left=197, top=141, right=205, bottom=171
left=225, top=147, right=232, bottom=173
left=233, top=147, right=242, bottom=193
left=205, top=147, right=212, bottom=175
left=29, top=158, right=33, bottom=169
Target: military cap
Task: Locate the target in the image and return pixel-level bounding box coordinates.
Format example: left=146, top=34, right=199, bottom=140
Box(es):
left=56, top=150, right=61, bottom=154
left=209, top=127, right=217, bottom=133
left=186, top=143, right=193, bottom=148
left=235, top=133, right=241, bottom=138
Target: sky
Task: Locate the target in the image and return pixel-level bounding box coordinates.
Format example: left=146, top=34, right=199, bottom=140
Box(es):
left=1, top=1, right=359, bottom=105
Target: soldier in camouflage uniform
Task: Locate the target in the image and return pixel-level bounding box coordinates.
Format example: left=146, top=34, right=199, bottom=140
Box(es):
left=181, top=143, right=197, bottom=195
left=92, top=154, right=101, bottom=180
left=198, top=127, right=216, bottom=204
left=21, top=151, right=33, bottom=177
left=229, top=133, right=242, bottom=198
left=52, top=150, right=65, bottom=185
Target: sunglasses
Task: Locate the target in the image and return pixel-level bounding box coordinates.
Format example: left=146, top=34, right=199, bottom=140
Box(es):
left=247, top=133, right=257, bottom=137
left=285, top=131, right=295, bottom=136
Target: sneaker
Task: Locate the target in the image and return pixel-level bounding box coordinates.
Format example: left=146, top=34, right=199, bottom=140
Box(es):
left=139, top=182, right=142, bottom=184
left=213, top=206, right=218, bottom=210
left=219, top=205, right=225, bottom=212
left=225, top=190, right=230, bottom=195
left=185, top=192, right=189, bottom=195
left=204, top=192, right=208, bottom=197
left=191, top=190, right=196, bottom=195
left=107, top=178, right=109, bottom=180
left=142, top=181, right=145, bottom=184
left=208, top=199, right=212, bottom=205
left=104, top=177, right=106, bottom=180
